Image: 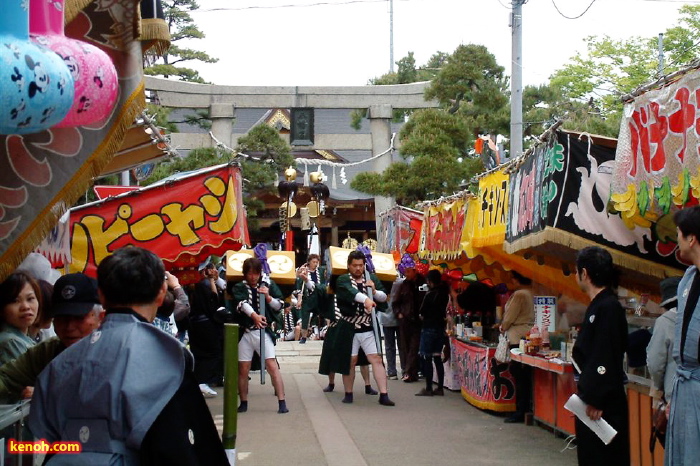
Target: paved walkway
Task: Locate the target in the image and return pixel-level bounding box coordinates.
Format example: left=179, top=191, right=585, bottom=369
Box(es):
left=207, top=340, right=578, bottom=466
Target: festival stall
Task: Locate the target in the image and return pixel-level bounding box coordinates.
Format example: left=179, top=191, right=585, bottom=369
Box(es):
left=413, top=192, right=515, bottom=407
left=607, top=66, right=700, bottom=466
left=67, top=163, right=249, bottom=284
left=501, top=117, right=693, bottom=463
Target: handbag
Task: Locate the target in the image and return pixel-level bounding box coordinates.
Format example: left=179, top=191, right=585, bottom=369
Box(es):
left=649, top=399, right=667, bottom=452
left=495, top=333, right=511, bottom=363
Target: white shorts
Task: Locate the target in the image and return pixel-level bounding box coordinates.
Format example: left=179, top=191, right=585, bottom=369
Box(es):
left=351, top=331, right=379, bottom=357
left=283, top=330, right=296, bottom=341
left=239, top=330, right=276, bottom=362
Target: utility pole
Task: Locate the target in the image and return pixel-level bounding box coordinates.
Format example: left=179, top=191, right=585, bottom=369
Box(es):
left=510, top=0, right=525, bottom=160
left=657, top=33, right=665, bottom=78
left=389, top=0, right=394, bottom=73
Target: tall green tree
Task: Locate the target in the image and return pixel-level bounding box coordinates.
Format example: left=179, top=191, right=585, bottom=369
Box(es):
left=352, top=45, right=508, bottom=206
left=547, top=5, right=700, bottom=137
left=521, top=83, right=619, bottom=139
left=144, top=0, right=218, bottom=83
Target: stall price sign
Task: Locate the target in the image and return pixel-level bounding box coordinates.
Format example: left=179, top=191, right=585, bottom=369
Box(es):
left=535, top=296, right=556, bottom=333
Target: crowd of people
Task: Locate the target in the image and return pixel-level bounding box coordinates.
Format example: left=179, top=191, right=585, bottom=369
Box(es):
left=2, top=208, right=700, bottom=465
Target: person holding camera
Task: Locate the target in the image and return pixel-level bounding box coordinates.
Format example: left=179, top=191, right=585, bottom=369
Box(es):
left=188, top=262, right=225, bottom=398
left=153, top=272, right=190, bottom=336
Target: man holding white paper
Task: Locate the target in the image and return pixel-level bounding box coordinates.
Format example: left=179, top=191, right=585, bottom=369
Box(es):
left=572, top=246, right=630, bottom=465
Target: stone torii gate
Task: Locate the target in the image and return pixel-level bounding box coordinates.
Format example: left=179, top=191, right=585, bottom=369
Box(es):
left=145, top=76, right=438, bottom=218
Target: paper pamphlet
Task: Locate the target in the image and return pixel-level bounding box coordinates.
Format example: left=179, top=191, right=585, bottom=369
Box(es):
left=564, top=394, right=618, bottom=445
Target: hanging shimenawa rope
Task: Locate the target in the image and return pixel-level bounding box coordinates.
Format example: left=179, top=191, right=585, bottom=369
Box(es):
left=208, top=131, right=396, bottom=168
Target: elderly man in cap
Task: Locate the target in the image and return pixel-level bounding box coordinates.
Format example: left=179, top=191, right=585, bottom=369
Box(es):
left=647, top=276, right=682, bottom=406
left=28, top=246, right=228, bottom=464
left=0, top=273, right=104, bottom=402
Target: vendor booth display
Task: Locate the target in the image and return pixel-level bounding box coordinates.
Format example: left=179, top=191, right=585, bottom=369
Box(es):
left=510, top=350, right=576, bottom=436
left=451, top=337, right=515, bottom=412
left=68, top=163, right=249, bottom=284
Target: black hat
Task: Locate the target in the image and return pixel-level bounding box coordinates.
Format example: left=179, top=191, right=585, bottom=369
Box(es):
left=659, top=276, right=682, bottom=308
left=51, top=273, right=100, bottom=316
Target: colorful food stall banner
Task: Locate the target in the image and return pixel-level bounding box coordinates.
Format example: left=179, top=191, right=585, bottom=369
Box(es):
left=473, top=170, right=509, bottom=247
left=505, top=129, right=683, bottom=279
left=377, top=205, right=423, bottom=256
left=451, top=338, right=516, bottom=412
left=68, top=164, right=249, bottom=278
left=611, top=68, right=700, bottom=222
left=0, top=1, right=152, bottom=281
left=419, top=195, right=471, bottom=260
left=535, top=296, right=556, bottom=333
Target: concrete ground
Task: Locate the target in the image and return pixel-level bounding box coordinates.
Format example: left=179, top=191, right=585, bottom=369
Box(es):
left=206, top=339, right=578, bottom=466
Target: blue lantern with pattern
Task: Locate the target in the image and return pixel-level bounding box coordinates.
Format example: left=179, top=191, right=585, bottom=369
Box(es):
left=0, top=0, right=74, bottom=135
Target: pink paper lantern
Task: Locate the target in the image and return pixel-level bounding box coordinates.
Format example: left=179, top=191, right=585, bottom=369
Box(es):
left=30, top=0, right=118, bottom=127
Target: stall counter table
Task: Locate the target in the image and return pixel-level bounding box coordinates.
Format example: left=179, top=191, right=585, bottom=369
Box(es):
left=510, top=350, right=576, bottom=436
left=450, top=337, right=516, bottom=412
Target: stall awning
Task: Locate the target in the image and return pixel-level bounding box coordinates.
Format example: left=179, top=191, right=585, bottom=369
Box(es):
left=505, top=129, right=683, bottom=298
left=99, top=114, right=174, bottom=176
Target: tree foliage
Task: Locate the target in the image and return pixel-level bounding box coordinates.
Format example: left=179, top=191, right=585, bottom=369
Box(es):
left=143, top=124, right=294, bottom=231
left=144, top=0, right=218, bottom=83
left=352, top=45, right=506, bottom=205
left=546, top=5, right=700, bottom=138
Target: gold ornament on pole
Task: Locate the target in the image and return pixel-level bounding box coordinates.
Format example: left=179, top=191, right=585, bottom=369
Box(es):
left=285, top=167, right=298, bottom=181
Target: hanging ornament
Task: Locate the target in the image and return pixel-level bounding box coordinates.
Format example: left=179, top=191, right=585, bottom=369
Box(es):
left=284, top=166, right=297, bottom=181
left=0, top=0, right=74, bottom=135
left=309, top=171, right=323, bottom=184
left=331, top=165, right=337, bottom=189
left=302, top=161, right=309, bottom=186
left=341, top=233, right=358, bottom=250
left=30, top=0, right=118, bottom=127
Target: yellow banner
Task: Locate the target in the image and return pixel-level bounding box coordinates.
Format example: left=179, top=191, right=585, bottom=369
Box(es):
left=472, top=171, right=509, bottom=247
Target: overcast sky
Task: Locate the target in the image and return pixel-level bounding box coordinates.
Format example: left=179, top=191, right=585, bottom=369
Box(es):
left=184, top=0, right=688, bottom=88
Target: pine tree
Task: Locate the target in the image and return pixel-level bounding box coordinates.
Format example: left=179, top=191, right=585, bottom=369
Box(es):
left=144, top=0, right=218, bottom=83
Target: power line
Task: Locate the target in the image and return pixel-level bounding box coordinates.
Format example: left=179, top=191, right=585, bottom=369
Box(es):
left=198, top=0, right=392, bottom=12
left=551, top=0, right=597, bottom=20
left=494, top=0, right=513, bottom=10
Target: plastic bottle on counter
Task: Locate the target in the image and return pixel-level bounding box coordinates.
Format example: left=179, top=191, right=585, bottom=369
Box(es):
left=530, top=325, right=541, bottom=353
left=455, top=315, right=463, bottom=339
left=542, top=328, right=550, bottom=351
